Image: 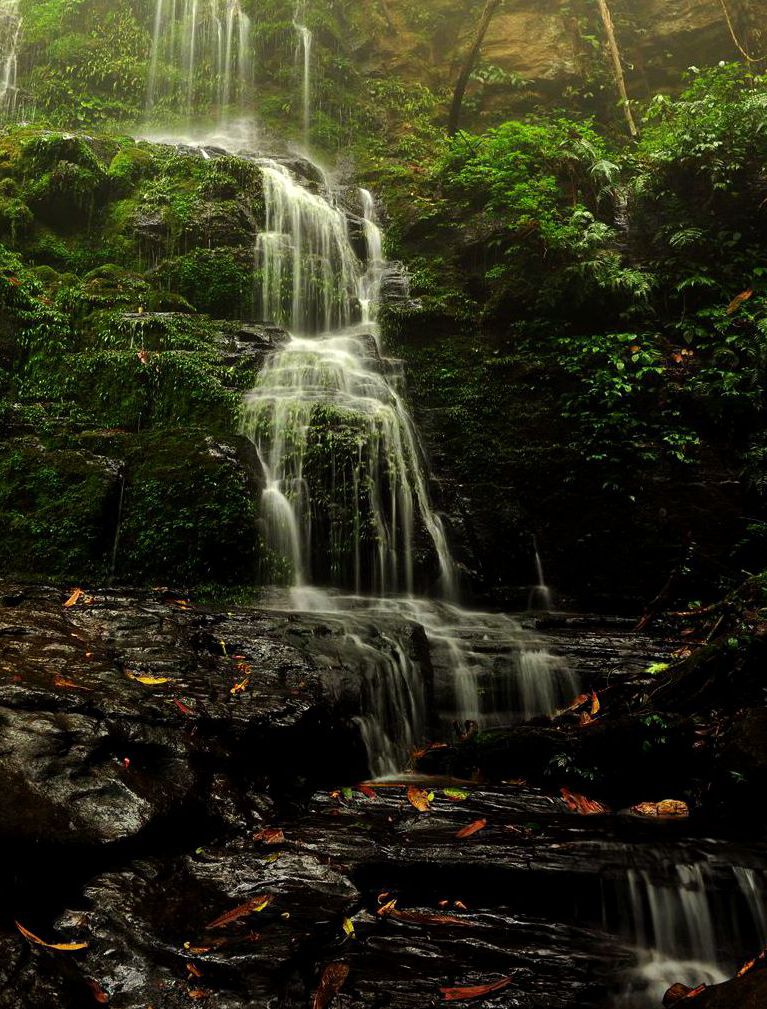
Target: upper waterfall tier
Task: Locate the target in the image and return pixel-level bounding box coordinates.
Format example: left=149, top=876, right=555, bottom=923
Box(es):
left=146, top=0, right=252, bottom=119
left=256, top=159, right=364, bottom=335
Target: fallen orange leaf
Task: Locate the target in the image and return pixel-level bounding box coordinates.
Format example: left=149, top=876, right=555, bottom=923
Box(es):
left=377, top=899, right=398, bottom=917
left=253, top=827, right=285, bottom=845
left=590, top=692, right=600, bottom=716
left=388, top=908, right=474, bottom=927
left=563, top=693, right=590, bottom=713
left=561, top=788, right=608, bottom=815
left=15, top=922, right=88, bottom=951
left=64, top=588, right=85, bottom=608
left=53, top=674, right=90, bottom=691
left=206, top=895, right=271, bottom=930
left=726, top=289, right=753, bottom=314
left=407, top=786, right=431, bottom=813
left=456, top=819, right=486, bottom=839
left=85, top=978, right=109, bottom=1003
left=312, top=962, right=350, bottom=1009
left=440, top=976, right=514, bottom=1001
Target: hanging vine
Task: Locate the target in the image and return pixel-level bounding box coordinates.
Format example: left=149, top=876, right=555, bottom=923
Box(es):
left=717, top=0, right=766, bottom=64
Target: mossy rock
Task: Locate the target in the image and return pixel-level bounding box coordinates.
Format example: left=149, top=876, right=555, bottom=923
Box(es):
left=103, top=429, right=262, bottom=584
left=0, top=437, right=120, bottom=580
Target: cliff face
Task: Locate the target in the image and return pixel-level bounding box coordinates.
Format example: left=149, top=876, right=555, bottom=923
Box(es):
left=345, top=0, right=762, bottom=127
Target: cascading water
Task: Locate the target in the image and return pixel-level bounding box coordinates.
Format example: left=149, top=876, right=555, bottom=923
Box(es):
left=239, top=154, right=580, bottom=774
left=146, top=0, right=252, bottom=120
left=358, top=189, right=386, bottom=326
left=616, top=862, right=767, bottom=1006
left=0, top=0, right=22, bottom=118
left=255, top=160, right=361, bottom=335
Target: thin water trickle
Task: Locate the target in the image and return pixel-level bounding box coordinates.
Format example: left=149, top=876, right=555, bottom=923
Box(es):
left=528, top=536, right=553, bottom=611
left=0, top=0, right=22, bottom=118
left=293, top=1, right=312, bottom=145
left=146, top=0, right=252, bottom=121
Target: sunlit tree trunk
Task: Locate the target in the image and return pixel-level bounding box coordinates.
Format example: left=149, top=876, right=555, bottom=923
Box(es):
left=447, top=0, right=503, bottom=136
left=594, top=0, right=638, bottom=138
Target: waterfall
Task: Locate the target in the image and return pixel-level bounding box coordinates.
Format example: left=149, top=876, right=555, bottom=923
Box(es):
left=146, top=0, right=252, bottom=120
left=238, top=152, right=578, bottom=774
left=0, top=0, right=22, bottom=118
left=293, top=1, right=312, bottom=144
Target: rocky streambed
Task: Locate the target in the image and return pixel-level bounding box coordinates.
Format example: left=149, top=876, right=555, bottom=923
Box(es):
left=0, top=584, right=765, bottom=1009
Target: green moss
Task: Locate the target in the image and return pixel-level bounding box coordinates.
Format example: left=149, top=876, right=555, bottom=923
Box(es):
left=159, top=247, right=252, bottom=317
left=0, top=438, right=119, bottom=579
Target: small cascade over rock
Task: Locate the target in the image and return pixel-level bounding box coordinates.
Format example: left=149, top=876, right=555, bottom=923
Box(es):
left=146, top=0, right=252, bottom=120
left=255, top=159, right=361, bottom=334
left=358, top=188, right=386, bottom=325
left=615, top=862, right=767, bottom=1006
left=0, top=0, right=22, bottom=118
left=241, top=328, right=456, bottom=597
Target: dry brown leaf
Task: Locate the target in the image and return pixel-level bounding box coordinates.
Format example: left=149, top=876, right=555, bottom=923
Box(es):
left=64, top=588, right=85, bottom=608
left=53, top=675, right=90, bottom=691
left=662, top=983, right=707, bottom=1006
left=85, top=978, right=109, bottom=1003
left=631, top=799, right=689, bottom=819
left=456, top=819, right=486, bottom=839
left=253, top=827, right=285, bottom=845
left=440, top=976, right=514, bottom=1002
left=312, top=962, right=350, bottom=1009
left=206, top=895, right=272, bottom=930
left=389, top=908, right=474, bottom=928
left=726, top=289, right=753, bottom=314
left=407, top=786, right=431, bottom=813
left=357, top=785, right=377, bottom=799
left=561, top=788, right=608, bottom=815
left=15, top=921, right=88, bottom=951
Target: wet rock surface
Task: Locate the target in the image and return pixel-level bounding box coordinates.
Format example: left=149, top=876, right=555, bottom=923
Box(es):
left=0, top=584, right=765, bottom=1009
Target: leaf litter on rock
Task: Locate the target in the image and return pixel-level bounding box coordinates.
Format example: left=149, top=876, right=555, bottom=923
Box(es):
left=15, top=922, right=88, bottom=951
left=205, top=895, right=272, bottom=930
left=312, top=962, right=350, bottom=1009
left=440, top=976, right=515, bottom=1002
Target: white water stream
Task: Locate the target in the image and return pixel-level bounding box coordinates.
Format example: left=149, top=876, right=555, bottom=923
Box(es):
left=293, top=1, right=312, bottom=145
left=617, top=863, right=767, bottom=1006
left=0, top=0, right=22, bottom=117
left=146, top=0, right=252, bottom=119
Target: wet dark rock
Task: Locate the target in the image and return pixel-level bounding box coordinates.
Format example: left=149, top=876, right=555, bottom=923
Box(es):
left=693, top=968, right=767, bottom=1008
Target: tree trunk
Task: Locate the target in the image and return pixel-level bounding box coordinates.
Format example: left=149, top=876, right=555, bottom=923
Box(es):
left=447, top=0, right=503, bottom=136
left=594, top=0, right=638, bottom=138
